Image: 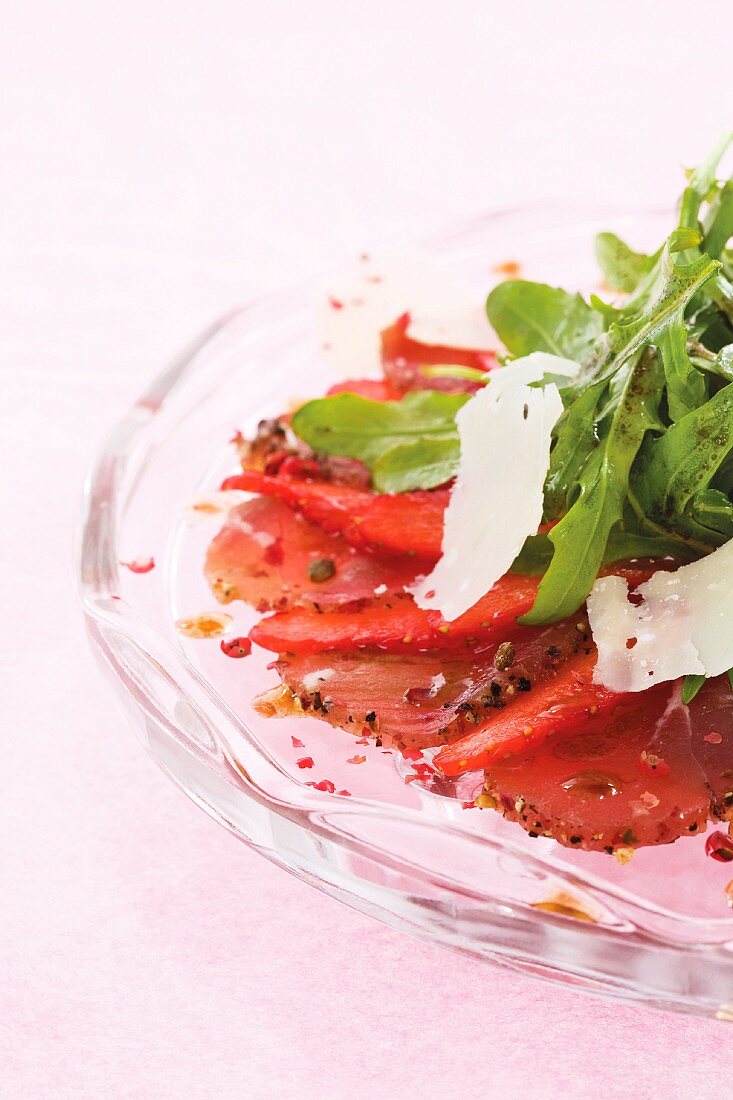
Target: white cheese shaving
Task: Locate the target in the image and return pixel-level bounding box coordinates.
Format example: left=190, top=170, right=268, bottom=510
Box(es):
left=410, top=352, right=580, bottom=621
left=318, top=251, right=495, bottom=378
left=588, top=539, right=733, bottom=692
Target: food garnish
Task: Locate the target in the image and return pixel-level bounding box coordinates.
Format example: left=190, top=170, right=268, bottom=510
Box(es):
left=203, top=135, right=733, bottom=860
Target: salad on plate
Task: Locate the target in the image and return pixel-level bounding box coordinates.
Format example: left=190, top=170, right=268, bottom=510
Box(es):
left=201, top=136, right=733, bottom=865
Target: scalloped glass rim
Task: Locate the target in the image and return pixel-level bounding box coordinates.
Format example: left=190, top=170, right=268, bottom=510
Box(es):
left=78, top=204, right=733, bottom=1020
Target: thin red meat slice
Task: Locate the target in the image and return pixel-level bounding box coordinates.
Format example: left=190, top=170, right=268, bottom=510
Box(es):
left=381, top=313, right=498, bottom=394
left=265, top=619, right=587, bottom=751
left=484, top=686, right=710, bottom=852
left=220, top=470, right=448, bottom=559
left=688, top=676, right=733, bottom=821
left=205, top=496, right=422, bottom=611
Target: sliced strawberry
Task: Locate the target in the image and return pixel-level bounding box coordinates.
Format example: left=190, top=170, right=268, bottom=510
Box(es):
left=434, top=644, right=630, bottom=776
left=381, top=313, right=499, bottom=394
left=484, top=686, right=710, bottom=852
left=250, top=561, right=660, bottom=656
left=251, top=573, right=542, bottom=654
left=688, top=676, right=733, bottom=821
left=269, top=619, right=587, bottom=751
left=205, top=496, right=422, bottom=612
left=326, top=378, right=403, bottom=402
left=220, top=470, right=448, bottom=559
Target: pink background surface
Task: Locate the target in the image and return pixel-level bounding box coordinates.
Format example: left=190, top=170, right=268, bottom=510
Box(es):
left=4, top=3, right=733, bottom=1096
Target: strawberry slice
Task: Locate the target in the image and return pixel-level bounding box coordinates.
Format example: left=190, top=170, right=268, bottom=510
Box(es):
left=250, top=561, right=660, bottom=655
left=434, top=644, right=630, bottom=776
left=251, top=573, right=541, bottom=654
left=205, top=496, right=423, bottom=611
left=381, top=313, right=498, bottom=394
left=484, top=685, right=710, bottom=852
left=267, top=619, right=587, bottom=751
left=220, top=470, right=448, bottom=559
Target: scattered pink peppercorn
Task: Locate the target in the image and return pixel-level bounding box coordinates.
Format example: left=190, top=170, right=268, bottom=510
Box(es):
left=120, top=557, right=155, bottom=574
left=347, top=755, right=366, bottom=765
left=296, top=757, right=314, bottom=770
left=401, top=748, right=423, bottom=761
left=220, top=637, right=252, bottom=659
left=328, top=296, right=344, bottom=310
left=291, top=736, right=305, bottom=749
left=306, top=779, right=336, bottom=793
left=705, top=831, right=733, bottom=862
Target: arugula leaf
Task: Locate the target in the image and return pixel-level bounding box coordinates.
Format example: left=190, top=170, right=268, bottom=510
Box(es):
left=703, top=179, right=733, bottom=259
left=510, top=535, right=554, bottom=574
left=421, top=365, right=487, bottom=384
left=684, top=667, right=733, bottom=705
left=575, top=251, right=721, bottom=399
left=521, top=349, right=665, bottom=624
left=486, top=280, right=602, bottom=360
left=656, top=320, right=707, bottom=421
left=602, top=229, right=708, bottom=328
left=633, top=380, right=733, bottom=527
left=543, top=380, right=607, bottom=520
left=595, top=232, right=657, bottom=293
left=372, top=437, right=459, bottom=494
left=679, top=132, right=733, bottom=234
left=291, top=391, right=467, bottom=467
left=716, top=344, right=733, bottom=380
left=688, top=304, right=733, bottom=356
left=510, top=526, right=693, bottom=577
left=688, top=488, right=733, bottom=538
left=681, top=674, right=706, bottom=705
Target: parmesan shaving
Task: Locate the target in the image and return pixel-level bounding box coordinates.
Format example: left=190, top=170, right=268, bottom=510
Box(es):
left=410, top=353, right=580, bottom=621
left=588, top=539, right=733, bottom=692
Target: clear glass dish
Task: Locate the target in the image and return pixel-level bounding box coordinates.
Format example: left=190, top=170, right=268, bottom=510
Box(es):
left=78, top=205, right=733, bottom=1020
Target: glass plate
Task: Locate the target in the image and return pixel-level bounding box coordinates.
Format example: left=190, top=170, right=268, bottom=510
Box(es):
left=78, top=205, right=733, bottom=1020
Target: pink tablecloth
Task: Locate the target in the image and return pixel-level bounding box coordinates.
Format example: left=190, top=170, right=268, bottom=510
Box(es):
left=4, top=2, right=733, bottom=1095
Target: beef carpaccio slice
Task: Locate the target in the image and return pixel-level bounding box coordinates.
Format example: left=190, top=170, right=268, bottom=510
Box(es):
left=205, top=496, right=423, bottom=612
left=688, top=676, right=733, bottom=822
left=266, top=619, right=590, bottom=751
left=483, top=683, right=733, bottom=852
